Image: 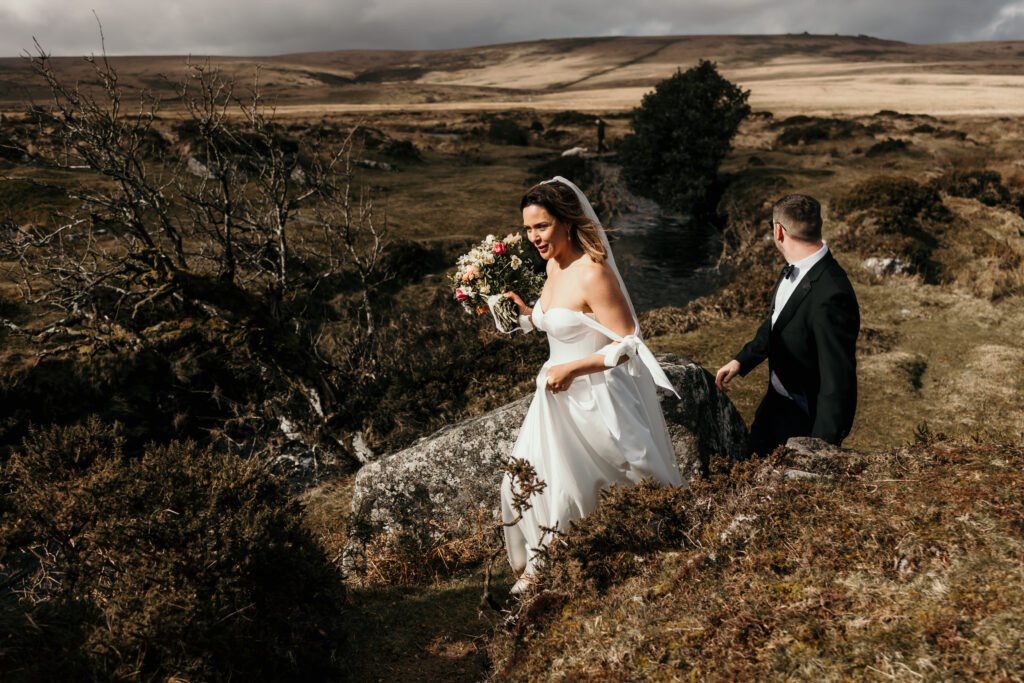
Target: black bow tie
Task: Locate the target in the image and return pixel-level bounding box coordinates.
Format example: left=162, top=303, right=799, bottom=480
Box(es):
left=780, top=264, right=795, bottom=280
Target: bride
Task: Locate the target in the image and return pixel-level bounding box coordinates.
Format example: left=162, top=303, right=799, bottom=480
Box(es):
left=499, top=176, right=683, bottom=596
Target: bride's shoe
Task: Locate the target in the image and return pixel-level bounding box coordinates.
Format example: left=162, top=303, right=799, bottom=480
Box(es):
left=510, top=572, right=540, bottom=596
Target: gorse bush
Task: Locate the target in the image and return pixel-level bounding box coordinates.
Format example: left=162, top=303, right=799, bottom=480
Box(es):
left=618, top=60, right=750, bottom=217
left=0, top=417, right=348, bottom=682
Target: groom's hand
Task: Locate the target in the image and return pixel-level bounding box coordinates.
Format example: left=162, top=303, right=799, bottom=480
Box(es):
left=715, top=360, right=741, bottom=392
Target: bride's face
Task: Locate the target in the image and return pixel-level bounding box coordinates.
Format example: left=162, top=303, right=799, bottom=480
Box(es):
left=522, top=204, right=570, bottom=260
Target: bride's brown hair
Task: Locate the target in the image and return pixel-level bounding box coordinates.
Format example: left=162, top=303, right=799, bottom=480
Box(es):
left=520, top=181, right=609, bottom=263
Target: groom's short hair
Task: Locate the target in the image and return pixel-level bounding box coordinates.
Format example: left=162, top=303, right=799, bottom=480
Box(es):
left=773, top=194, right=822, bottom=242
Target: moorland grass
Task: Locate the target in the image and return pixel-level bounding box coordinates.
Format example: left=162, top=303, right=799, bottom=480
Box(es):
left=488, top=439, right=1024, bottom=681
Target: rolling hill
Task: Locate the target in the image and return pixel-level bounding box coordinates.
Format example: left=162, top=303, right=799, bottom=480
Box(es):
left=1, top=33, right=1023, bottom=116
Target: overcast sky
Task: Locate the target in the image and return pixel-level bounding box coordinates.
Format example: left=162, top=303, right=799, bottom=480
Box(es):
left=2, top=0, right=1023, bottom=57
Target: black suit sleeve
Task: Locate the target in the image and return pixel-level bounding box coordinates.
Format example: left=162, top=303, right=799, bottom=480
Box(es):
left=809, top=290, right=859, bottom=443
left=735, top=316, right=771, bottom=376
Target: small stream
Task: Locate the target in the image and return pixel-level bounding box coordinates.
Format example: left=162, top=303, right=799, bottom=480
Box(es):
left=603, top=194, right=723, bottom=313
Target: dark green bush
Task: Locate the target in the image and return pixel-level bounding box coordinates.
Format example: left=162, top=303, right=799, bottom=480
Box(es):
left=618, top=60, right=750, bottom=217
left=0, top=417, right=348, bottom=682
left=355, top=282, right=547, bottom=452
left=487, top=118, right=530, bottom=146
left=381, top=138, right=423, bottom=163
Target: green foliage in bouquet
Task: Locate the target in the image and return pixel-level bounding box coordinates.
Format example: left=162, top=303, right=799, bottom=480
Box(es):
left=450, top=233, right=545, bottom=333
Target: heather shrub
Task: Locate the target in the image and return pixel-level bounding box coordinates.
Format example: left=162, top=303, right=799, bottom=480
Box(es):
left=773, top=116, right=881, bottom=146
left=492, top=441, right=1024, bottom=681
left=0, top=417, right=348, bottom=682
left=928, top=169, right=1014, bottom=208
left=487, top=118, right=530, bottom=146
left=831, top=175, right=950, bottom=280
left=864, top=137, right=910, bottom=157
left=381, top=138, right=423, bottom=163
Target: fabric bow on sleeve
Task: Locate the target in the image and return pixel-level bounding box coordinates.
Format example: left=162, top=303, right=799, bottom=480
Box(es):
left=583, top=320, right=680, bottom=399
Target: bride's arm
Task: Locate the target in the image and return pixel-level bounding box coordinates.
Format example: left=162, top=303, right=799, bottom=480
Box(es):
left=545, top=263, right=633, bottom=388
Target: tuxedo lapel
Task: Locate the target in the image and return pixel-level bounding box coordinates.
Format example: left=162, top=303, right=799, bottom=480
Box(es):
left=772, top=252, right=834, bottom=333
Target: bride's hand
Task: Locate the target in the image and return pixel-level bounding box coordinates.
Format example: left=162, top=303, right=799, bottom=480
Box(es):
left=503, top=291, right=528, bottom=315
left=545, top=363, right=576, bottom=392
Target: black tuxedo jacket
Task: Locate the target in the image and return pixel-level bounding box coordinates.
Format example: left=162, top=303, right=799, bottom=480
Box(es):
left=735, top=251, right=860, bottom=444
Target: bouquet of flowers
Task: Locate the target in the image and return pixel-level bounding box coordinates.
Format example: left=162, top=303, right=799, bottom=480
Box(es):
left=450, top=232, right=545, bottom=333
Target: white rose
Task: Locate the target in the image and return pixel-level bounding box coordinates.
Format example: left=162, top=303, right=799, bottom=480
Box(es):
left=510, top=255, right=522, bottom=270
left=485, top=234, right=496, bottom=242
left=485, top=253, right=495, bottom=264
left=478, top=282, right=491, bottom=294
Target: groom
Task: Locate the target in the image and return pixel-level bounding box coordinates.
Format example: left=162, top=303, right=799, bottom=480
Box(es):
left=715, top=194, right=860, bottom=456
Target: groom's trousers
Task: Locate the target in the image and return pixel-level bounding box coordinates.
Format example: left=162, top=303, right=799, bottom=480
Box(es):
left=746, top=384, right=812, bottom=458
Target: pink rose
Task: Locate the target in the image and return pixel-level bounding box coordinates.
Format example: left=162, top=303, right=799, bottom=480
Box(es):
left=492, top=242, right=506, bottom=255
left=455, top=288, right=469, bottom=301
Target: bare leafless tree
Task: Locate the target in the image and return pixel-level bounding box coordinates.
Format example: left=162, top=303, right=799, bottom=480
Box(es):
left=2, top=31, right=393, bottom=467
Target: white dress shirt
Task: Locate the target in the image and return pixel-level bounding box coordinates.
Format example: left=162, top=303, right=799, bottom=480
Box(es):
left=770, top=241, right=829, bottom=398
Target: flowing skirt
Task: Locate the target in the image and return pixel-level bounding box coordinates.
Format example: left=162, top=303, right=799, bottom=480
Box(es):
left=500, top=358, right=683, bottom=577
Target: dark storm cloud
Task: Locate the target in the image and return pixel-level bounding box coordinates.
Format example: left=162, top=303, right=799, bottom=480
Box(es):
left=1, top=0, right=1021, bottom=57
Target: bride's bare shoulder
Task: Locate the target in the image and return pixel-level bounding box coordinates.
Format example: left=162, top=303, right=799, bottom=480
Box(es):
left=578, top=256, right=613, bottom=280
left=578, top=257, right=619, bottom=294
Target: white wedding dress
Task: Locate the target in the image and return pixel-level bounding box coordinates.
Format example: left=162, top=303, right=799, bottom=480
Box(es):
left=499, top=296, right=684, bottom=585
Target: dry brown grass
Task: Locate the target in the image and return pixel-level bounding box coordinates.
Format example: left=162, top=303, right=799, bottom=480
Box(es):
left=488, top=439, right=1024, bottom=681
left=5, top=35, right=1024, bottom=117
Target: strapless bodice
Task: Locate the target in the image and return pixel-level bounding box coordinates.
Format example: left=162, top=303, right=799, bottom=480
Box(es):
left=532, top=301, right=614, bottom=364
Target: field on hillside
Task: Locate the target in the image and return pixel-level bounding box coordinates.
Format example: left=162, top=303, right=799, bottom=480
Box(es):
left=3, top=34, right=1024, bottom=116
left=2, top=35, right=1023, bottom=682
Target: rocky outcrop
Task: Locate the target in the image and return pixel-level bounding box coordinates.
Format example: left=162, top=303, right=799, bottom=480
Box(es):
left=346, top=354, right=747, bottom=560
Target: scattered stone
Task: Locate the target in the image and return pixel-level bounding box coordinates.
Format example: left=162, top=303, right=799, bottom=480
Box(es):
left=354, top=159, right=396, bottom=171
left=352, top=431, right=375, bottom=465
left=186, top=157, right=215, bottom=179
left=783, top=468, right=825, bottom=481
left=862, top=256, right=914, bottom=277
left=777, top=436, right=868, bottom=478
left=719, top=513, right=759, bottom=545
